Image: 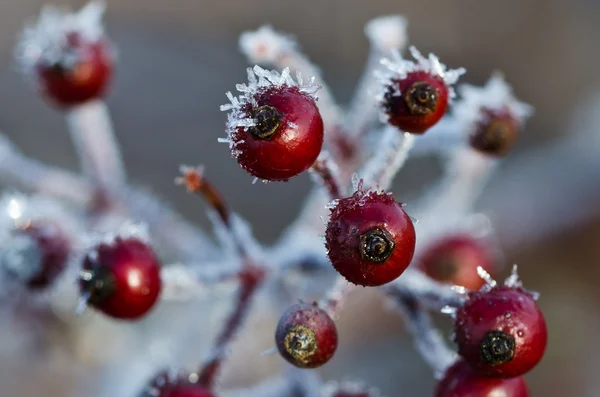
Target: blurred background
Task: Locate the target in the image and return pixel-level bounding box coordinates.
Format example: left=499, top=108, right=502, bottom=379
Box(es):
left=1, top=0, right=600, bottom=396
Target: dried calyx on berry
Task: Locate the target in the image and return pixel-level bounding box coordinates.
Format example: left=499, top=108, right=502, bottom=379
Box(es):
left=435, top=359, right=529, bottom=397
left=377, top=46, right=465, bottom=134
left=453, top=268, right=547, bottom=378
left=454, top=73, right=532, bottom=156
left=16, top=1, right=114, bottom=107
left=79, top=224, right=162, bottom=320
left=220, top=66, right=324, bottom=181
left=418, top=235, right=495, bottom=290
left=275, top=303, right=338, bottom=368
left=325, top=179, right=415, bottom=286
left=141, top=370, right=216, bottom=397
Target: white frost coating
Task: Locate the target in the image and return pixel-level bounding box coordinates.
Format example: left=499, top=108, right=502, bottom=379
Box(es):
left=239, top=25, right=298, bottom=65
left=476, top=266, right=497, bottom=291
left=160, top=262, right=240, bottom=301
left=376, top=46, right=465, bottom=121
left=504, top=264, right=523, bottom=288
left=82, top=219, right=150, bottom=263
left=454, top=72, right=533, bottom=134
left=16, top=1, right=107, bottom=75
left=220, top=65, right=320, bottom=158
left=365, top=15, right=408, bottom=51
left=320, top=381, right=381, bottom=397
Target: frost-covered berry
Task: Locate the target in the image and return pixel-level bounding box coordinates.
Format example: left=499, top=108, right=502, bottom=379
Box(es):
left=275, top=303, right=338, bottom=368
left=418, top=235, right=494, bottom=290
left=221, top=66, right=324, bottom=181
left=435, top=359, right=529, bottom=397
left=325, top=182, right=415, bottom=286
left=142, top=370, right=216, bottom=397
left=79, top=236, right=162, bottom=319
left=454, top=284, right=547, bottom=378
left=16, top=2, right=114, bottom=107
left=378, top=47, right=465, bottom=134
left=470, top=108, right=519, bottom=156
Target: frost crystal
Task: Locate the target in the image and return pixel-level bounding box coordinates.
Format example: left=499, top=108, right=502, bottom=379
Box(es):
left=83, top=219, right=150, bottom=261
left=16, top=1, right=107, bottom=74
left=239, top=25, right=298, bottom=64
left=454, top=72, right=533, bottom=133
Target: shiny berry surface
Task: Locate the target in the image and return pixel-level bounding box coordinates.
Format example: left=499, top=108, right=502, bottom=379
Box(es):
left=275, top=303, right=338, bottom=368
left=435, top=359, right=529, bottom=397
left=382, top=71, right=449, bottom=134
left=80, top=237, right=162, bottom=319
left=37, top=34, right=113, bottom=107
left=325, top=187, right=416, bottom=286
left=454, top=286, right=547, bottom=378
left=470, top=108, right=519, bottom=156
left=418, top=235, right=494, bottom=290
left=230, top=86, right=324, bottom=181
left=21, top=222, right=70, bottom=290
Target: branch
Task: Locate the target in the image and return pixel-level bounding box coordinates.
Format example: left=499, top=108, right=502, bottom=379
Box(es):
left=309, top=153, right=344, bottom=201
left=320, top=276, right=355, bottom=319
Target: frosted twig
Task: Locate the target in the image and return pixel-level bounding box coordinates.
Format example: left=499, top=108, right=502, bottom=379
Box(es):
left=160, top=262, right=242, bottom=301
left=66, top=100, right=126, bottom=190
left=345, top=15, right=408, bottom=136
left=239, top=26, right=342, bottom=129
left=0, top=133, right=93, bottom=205
left=320, top=276, right=355, bottom=319
left=360, top=129, right=415, bottom=190
left=388, top=286, right=457, bottom=377
left=309, top=153, right=344, bottom=200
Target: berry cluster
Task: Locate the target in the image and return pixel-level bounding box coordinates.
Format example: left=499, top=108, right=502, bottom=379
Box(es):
left=1, top=3, right=546, bottom=397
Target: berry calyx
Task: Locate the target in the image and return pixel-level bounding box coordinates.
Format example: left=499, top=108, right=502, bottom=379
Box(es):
left=418, top=235, right=495, bottom=290
left=221, top=66, right=324, bottom=181
left=325, top=183, right=416, bottom=286
left=454, top=285, right=547, bottom=378
left=79, top=236, right=162, bottom=319
left=379, top=47, right=465, bottom=134
left=435, top=359, right=529, bottom=397
left=275, top=303, right=338, bottom=368
left=469, top=108, right=519, bottom=156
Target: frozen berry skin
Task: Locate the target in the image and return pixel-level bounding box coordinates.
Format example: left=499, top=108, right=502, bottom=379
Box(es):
left=37, top=33, right=113, bottom=108
left=230, top=86, right=324, bottom=181
left=470, top=108, right=519, bottom=156
left=418, top=235, right=494, bottom=290
left=20, top=222, right=71, bottom=290
left=435, top=359, right=529, bottom=397
left=454, top=286, right=547, bottom=378
left=80, top=237, right=162, bottom=320
left=325, top=187, right=416, bottom=286
left=382, top=70, right=449, bottom=134
left=275, top=303, right=338, bottom=368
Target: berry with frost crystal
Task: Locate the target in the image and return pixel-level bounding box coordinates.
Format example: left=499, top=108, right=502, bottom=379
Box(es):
left=275, top=303, right=338, bottom=368
left=378, top=47, right=465, bottom=134
left=418, top=235, right=494, bottom=290
left=221, top=66, right=324, bottom=181
left=435, top=359, right=529, bottom=397
left=469, top=108, right=520, bottom=156
left=454, top=285, right=547, bottom=378
left=79, top=237, right=162, bottom=319
left=325, top=182, right=415, bottom=286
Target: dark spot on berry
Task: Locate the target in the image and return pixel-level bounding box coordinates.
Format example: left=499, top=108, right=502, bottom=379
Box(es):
left=480, top=330, right=515, bottom=365
left=249, top=105, right=282, bottom=139
left=359, top=227, right=395, bottom=264
left=283, top=324, right=317, bottom=364
left=81, top=265, right=117, bottom=303
left=405, top=81, right=439, bottom=116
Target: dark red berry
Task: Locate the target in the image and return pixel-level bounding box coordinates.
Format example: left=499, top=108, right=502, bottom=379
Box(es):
left=37, top=33, right=113, bottom=107
left=469, top=107, right=520, bottom=156
left=325, top=185, right=415, bottom=286
left=19, top=222, right=70, bottom=290
left=80, top=237, right=162, bottom=320
left=454, top=286, right=547, bottom=378
left=275, top=303, right=337, bottom=368
left=418, top=235, right=494, bottom=290
left=224, top=72, right=324, bottom=181
left=142, top=371, right=216, bottom=397
left=435, top=359, right=529, bottom=397
left=383, top=70, right=449, bottom=134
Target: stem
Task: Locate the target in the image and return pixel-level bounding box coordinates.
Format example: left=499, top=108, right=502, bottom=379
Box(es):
left=309, top=154, right=344, bottom=201
left=66, top=100, right=126, bottom=191
left=321, top=276, right=355, bottom=319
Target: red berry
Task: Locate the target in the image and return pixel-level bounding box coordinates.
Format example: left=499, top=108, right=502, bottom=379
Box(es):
left=37, top=33, right=113, bottom=107
left=19, top=222, right=71, bottom=290
left=469, top=107, right=519, bottom=156
left=435, top=359, right=529, bottom=397
left=142, top=371, right=216, bottom=397
left=325, top=185, right=416, bottom=286
left=454, top=286, right=547, bottom=378
left=275, top=303, right=338, bottom=368
left=382, top=70, right=449, bottom=134
left=418, top=235, right=494, bottom=290
left=79, top=237, right=162, bottom=319
left=223, top=67, right=324, bottom=181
